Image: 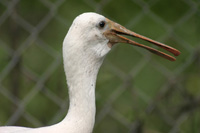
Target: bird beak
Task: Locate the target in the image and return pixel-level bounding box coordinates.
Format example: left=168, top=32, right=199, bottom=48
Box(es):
left=104, top=19, right=181, bottom=61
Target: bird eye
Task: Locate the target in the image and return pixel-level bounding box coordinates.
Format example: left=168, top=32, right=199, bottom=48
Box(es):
left=99, top=21, right=105, bottom=28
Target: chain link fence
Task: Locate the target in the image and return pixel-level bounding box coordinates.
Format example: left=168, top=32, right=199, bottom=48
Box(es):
left=0, top=0, right=200, bottom=132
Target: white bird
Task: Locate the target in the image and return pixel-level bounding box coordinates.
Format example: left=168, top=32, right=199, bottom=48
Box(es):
left=0, top=12, right=180, bottom=133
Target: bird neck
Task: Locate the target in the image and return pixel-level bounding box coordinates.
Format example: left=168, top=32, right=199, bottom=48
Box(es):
left=61, top=53, right=104, bottom=132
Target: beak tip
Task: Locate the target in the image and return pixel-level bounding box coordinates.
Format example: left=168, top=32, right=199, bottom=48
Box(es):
left=172, top=58, right=176, bottom=61
left=175, top=51, right=181, bottom=56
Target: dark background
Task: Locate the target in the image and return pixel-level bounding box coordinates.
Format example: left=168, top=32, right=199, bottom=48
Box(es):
left=0, top=0, right=200, bottom=132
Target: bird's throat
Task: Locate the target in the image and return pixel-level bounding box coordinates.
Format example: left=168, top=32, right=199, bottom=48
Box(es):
left=61, top=55, right=104, bottom=132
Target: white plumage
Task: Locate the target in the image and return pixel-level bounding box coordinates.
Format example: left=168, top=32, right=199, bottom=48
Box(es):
left=0, top=12, right=180, bottom=133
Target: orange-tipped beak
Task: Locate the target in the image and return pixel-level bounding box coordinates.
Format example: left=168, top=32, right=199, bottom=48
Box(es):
left=104, top=19, right=181, bottom=61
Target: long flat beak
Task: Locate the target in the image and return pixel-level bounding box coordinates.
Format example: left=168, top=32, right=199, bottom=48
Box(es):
left=104, top=19, right=181, bottom=61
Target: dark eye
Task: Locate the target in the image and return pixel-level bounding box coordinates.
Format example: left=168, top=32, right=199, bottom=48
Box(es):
left=99, top=21, right=105, bottom=28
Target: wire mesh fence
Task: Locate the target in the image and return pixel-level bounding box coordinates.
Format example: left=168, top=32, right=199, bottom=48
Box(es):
left=0, top=0, right=200, bottom=132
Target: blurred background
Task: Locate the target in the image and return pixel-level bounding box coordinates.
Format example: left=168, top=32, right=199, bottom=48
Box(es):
left=0, top=0, right=200, bottom=132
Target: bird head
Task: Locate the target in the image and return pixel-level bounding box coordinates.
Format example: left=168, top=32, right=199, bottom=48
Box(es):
left=63, top=12, right=180, bottom=67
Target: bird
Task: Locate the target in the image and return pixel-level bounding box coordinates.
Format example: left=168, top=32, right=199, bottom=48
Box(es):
left=0, top=12, right=180, bottom=133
